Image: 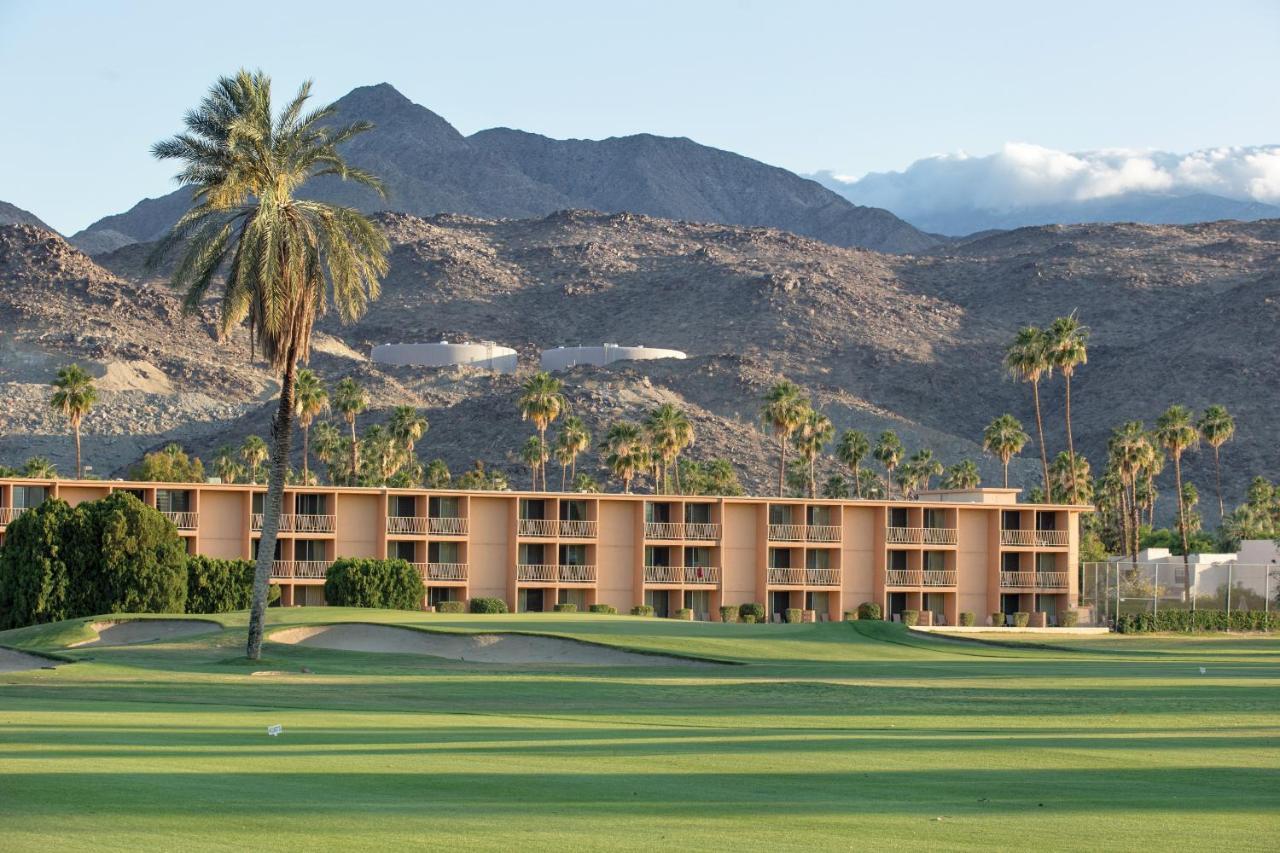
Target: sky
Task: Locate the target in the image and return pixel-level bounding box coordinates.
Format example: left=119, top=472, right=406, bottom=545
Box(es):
left=3, top=0, right=1279, bottom=234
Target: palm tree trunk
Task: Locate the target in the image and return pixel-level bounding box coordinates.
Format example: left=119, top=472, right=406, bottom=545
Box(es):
left=1031, top=379, right=1050, bottom=498
left=537, top=426, right=547, bottom=492
left=247, top=344, right=298, bottom=660
left=1174, top=453, right=1191, bottom=602
left=1064, top=374, right=1078, bottom=503
left=809, top=458, right=817, bottom=499
left=778, top=436, right=787, bottom=498
left=348, top=418, right=358, bottom=482
left=73, top=423, right=82, bottom=479
left=1002, top=458, right=1010, bottom=489
left=854, top=463, right=862, bottom=499
left=1130, top=481, right=1141, bottom=565
left=673, top=455, right=682, bottom=494
left=301, top=423, right=310, bottom=483
left=1213, top=445, right=1225, bottom=523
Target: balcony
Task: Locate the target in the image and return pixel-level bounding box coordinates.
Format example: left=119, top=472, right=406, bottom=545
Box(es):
left=644, top=565, right=682, bottom=584
left=558, top=564, right=597, bottom=583
left=253, top=513, right=335, bottom=533
left=516, top=564, right=597, bottom=583
left=684, top=565, right=721, bottom=585
left=1000, top=571, right=1067, bottom=589
left=517, top=518, right=557, bottom=538
left=767, top=567, right=841, bottom=586
left=413, top=562, right=468, bottom=582
left=806, top=524, right=841, bottom=543
left=922, top=570, right=957, bottom=587
left=643, top=565, right=722, bottom=584
left=162, top=511, right=199, bottom=531
left=1001, top=529, right=1068, bottom=547
left=886, top=569, right=922, bottom=587
left=271, top=560, right=330, bottom=579
left=767, top=523, right=806, bottom=542
left=387, top=516, right=427, bottom=534
left=684, top=522, right=721, bottom=540
left=430, top=516, right=468, bottom=536
left=0, top=506, right=27, bottom=525
left=885, top=527, right=957, bottom=545
left=558, top=519, right=598, bottom=538
left=645, top=521, right=684, bottom=540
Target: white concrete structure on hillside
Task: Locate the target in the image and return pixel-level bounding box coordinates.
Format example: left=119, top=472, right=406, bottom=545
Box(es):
left=540, top=343, right=686, bottom=372
left=371, top=340, right=518, bottom=374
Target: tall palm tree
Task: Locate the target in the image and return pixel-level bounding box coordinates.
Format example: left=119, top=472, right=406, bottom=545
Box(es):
left=311, top=421, right=342, bottom=484
left=212, top=445, right=242, bottom=484
left=835, top=429, right=870, bottom=498
left=49, top=364, right=97, bottom=478
left=293, top=369, right=328, bottom=483
left=558, top=415, right=591, bottom=483
left=518, top=372, right=566, bottom=491
left=1049, top=451, right=1092, bottom=504
left=553, top=437, right=576, bottom=491
left=150, top=70, right=389, bottom=659
left=602, top=421, right=645, bottom=493
left=982, top=414, right=1029, bottom=488
left=332, top=378, right=367, bottom=478
left=645, top=404, right=695, bottom=493
left=21, top=457, right=57, bottom=479
left=520, top=436, right=548, bottom=491
left=1109, top=421, right=1155, bottom=563
left=389, top=406, right=428, bottom=456
left=760, top=381, right=809, bottom=497
left=1005, top=326, right=1052, bottom=497
left=793, top=408, right=834, bottom=498
left=1154, top=404, right=1199, bottom=600
left=942, top=459, right=981, bottom=490
left=240, top=435, right=268, bottom=483
left=1047, top=313, right=1088, bottom=502
left=906, top=448, right=943, bottom=493
left=873, top=431, right=904, bottom=499
left=1196, top=404, right=1235, bottom=522
left=424, top=458, right=451, bottom=488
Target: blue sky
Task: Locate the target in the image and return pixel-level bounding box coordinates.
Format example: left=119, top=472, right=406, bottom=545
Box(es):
left=3, top=0, right=1279, bottom=233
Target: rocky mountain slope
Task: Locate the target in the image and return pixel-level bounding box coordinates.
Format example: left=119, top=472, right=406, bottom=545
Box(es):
left=0, top=201, right=54, bottom=231
left=3, top=214, right=1276, bottom=510
left=71, top=84, right=937, bottom=255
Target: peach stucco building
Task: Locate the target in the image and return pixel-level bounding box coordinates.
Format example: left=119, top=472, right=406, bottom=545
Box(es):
left=0, top=477, right=1087, bottom=624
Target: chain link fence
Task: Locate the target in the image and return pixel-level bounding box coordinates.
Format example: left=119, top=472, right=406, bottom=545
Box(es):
left=1081, top=561, right=1280, bottom=626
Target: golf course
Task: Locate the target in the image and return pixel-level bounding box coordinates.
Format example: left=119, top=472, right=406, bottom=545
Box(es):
left=1, top=611, right=1277, bottom=851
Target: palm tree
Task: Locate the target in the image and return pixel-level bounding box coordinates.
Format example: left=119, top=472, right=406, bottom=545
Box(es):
left=22, top=457, right=57, bottom=479
left=518, top=372, right=566, bottom=491
left=873, top=431, right=904, bottom=499
left=857, top=469, right=885, bottom=499
left=49, top=364, right=97, bottom=478
left=560, top=416, right=591, bottom=481
left=982, top=414, right=1030, bottom=488
left=1049, top=451, right=1093, bottom=504
left=1005, top=326, right=1052, bottom=497
left=389, top=406, right=429, bottom=456
left=942, top=459, right=981, bottom=489
left=424, top=458, right=451, bottom=488
left=150, top=71, right=389, bottom=659
left=835, top=429, right=871, bottom=498
left=212, top=445, right=241, bottom=484
left=240, top=435, right=268, bottom=483
left=602, top=421, right=645, bottom=493
left=332, top=378, right=367, bottom=477
left=793, top=408, right=834, bottom=498
left=1155, top=405, right=1199, bottom=600
left=1047, top=313, right=1088, bottom=502
left=906, top=449, right=943, bottom=493
left=311, top=421, right=342, bottom=484
left=645, top=404, right=695, bottom=493
left=553, top=437, right=576, bottom=490
left=760, top=381, right=809, bottom=497
left=1109, top=421, right=1155, bottom=563
left=1197, top=404, right=1235, bottom=522
left=293, top=369, right=328, bottom=483
left=520, top=436, right=548, bottom=491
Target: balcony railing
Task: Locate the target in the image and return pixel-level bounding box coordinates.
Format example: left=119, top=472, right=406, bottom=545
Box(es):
left=517, top=518, right=557, bottom=537
left=922, top=570, right=957, bottom=586
left=558, top=519, right=598, bottom=538
left=1001, top=529, right=1068, bottom=547
left=645, top=521, right=684, bottom=540
left=806, top=524, right=841, bottom=543
left=430, top=516, right=468, bottom=535
left=644, top=565, right=682, bottom=584
left=413, top=562, right=468, bottom=581
left=767, top=567, right=841, bottom=586
left=684, top=522, right=721, bottom=540
left=1036, top=571, right=1069, bottom=589
left=271, top=560, right=330, bottom=579
left=0, top=506, right=23, bottom=525
left=558, top=564, right=597, bottom=583
left=162, top=511, right=199, bottom=531
left=387, top=516, right=427, bottom=534
left=886, top=569, right=922, bottom=586
left=253, top=513, right=335, bottom=533
left=767, top=523, right=806, bottom=542
left=516, top=564, right=597, bottom=583
left=886, top=527, right=957, bottom=545
left=1001, top=571, right=1063, bottom=588
left=684, top=565, right=721, bottom=585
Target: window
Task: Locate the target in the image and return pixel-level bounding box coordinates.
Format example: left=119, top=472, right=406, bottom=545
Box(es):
left=888, top=550, right=908, bottom=571
left=889, top=507, right=909, bottom=527
left=428, top=541, right=459, bottom=563
left=924, top=509, right=946, bottom=529
left=1002, top=552, right=1021, bottom=572
left=644, top=545, right=672, bottom=567
left=684, top=547, right=711, bottom=567
left=924, top=551, right=946, bottom=571
left=252, top=539, right=283, bottom=560
left=1002, top=510, right=1021, bottom=530
left=294, top=539, right=326, bottom=561
left=430, top=496, right=459, bottom=518
left=428, top=587, right=454, bottom=606
left=391, top=495, right=416, bottom=517
left=645, top=502, right=671, bottom=524
left=518, top=543, right=546, bottom=564
left=805, top=549, right=830, bottom=570
left=295, top=494, right=325, bottom=515
left=13, top=486, right=47, bottom=508
left=807, top=506, right=831, bottom=526
left=559, top=544, right=588, bottom=566
left=252, top=492, right=265, bottom=515
left=560, top=500, right=588, bottom=521
left=519, top=499, right=545, bottom=520
left=768, top=505, right=793, bottom=525
left=684, top=503, right=711, bottom=524
left=156, top=490, right=190, bottom=514
left=1036, top=511, right=1057, bottom=531
left=768, top=548, right=792, bottom=569
left=392, top=540, right=417, bottom=562
left=1036, top=553, right=1057, bottom=572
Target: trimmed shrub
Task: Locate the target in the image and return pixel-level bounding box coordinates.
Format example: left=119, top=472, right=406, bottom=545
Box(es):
left=1115, top=609, right=1280, bottom=634
left=469, top=596, right=508, bottom=614
left=630, top=604, right=655, bottom=617
left=553, top=602, right=578, bottom=613
left=843, top=610, right=859, bottom=622
left=324, top=558, right=423, bottom=610
left=1012, top=611, right=1030, bottom=628
left=738, top=602, right=765, bottom=622
left=719, top=605, right=737, bottom=623
left=784, top=607, right=803, bottom=624
left=1059, top=609, right=1080, bottom=628
left=857, top=601, right=882, bottom=621
left=0, top=498, right=76, bottom=629
left=675, top=607, right=693, bottom=620
left=588, top=603, right=617, bottom=615
left=959, top=611, right=976, bottom=627
left=901, top=609, right=920, bottom=627
left=991, top=611, right=1005, bottom=627
left=742, top=613, right=757, bottom=624
left=435, top=600, right=465, bottom=614
left=186, top=555, right=279, bottom=613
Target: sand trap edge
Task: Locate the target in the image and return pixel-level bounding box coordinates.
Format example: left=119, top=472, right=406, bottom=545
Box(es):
left=70, top=618, right=224, bottom=648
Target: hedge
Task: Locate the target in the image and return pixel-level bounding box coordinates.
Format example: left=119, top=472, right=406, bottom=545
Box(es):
left=991, top=611, right=1005, bottom=627
left=1116, top=610, right=1280, bottom=634
left=631, top=604, right=655, bottom=617
left=435, top=600, right=465, bottom=614
left=1012, top=611, right=1030, bottom=628
left=784, top=607, right=803, bottom=624
left=959, top=611, right=975, bottom=627
left=901, top=609, right=920, bottom=627
left=675, top=607, right=693, bottom=620
left=741, top=613, right=757, bottom=624
left=843, top=610, right=859, bottom=622
left=719, top=605, right=737, bottom=623
left=470, top=597, right=508, bottom=614
left=323, top=558, right=423, bottom=610
left=738, top=602, right=765, bottom=622
left=857, top=602, right=881, bottom=621
left=1059, top=609, right=1080, bottom=627
left=589, top=603, right=617, bottom=614
left=553, top=602, right=577, bottom=613
left=186, top=555, right=278, bottom=613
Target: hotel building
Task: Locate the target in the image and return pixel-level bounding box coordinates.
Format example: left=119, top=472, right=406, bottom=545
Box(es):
left=0, top=478, right=1087, bottom=624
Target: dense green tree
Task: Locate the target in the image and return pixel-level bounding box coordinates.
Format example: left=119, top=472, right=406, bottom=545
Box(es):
left=130, top=444, right=205, bottom=482
left=0, top=499, right=76, bottom=628
left=424, top=458, right=451, bottom=488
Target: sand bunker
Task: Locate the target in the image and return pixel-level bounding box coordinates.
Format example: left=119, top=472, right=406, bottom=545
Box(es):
left=72, top=619, right=220, bottom=647
left=0, top=648, right=58, bottom=673
left=270, top=624, right=713, bottom=667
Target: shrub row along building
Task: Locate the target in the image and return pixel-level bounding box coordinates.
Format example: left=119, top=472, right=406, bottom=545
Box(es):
left=0, top=478, right=1087, bottom=624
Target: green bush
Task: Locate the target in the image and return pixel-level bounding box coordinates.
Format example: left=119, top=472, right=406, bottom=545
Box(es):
left=857, top=601, right=881, bottom=621
left=630, top=604, right=655, bottom=617
left=588, top=603, right=617, bottom=614
left=435, top=600, right=465, bottom=614
left=185, top=555, right=278, bottom=613
left=741, top=613, right=757, bottom=624
left=901, top=609, right=920, bottom=627
left=470, top=597, right=508, bottom=614
left=1012, top=611, right=1030, bottom=628
left=0, top=499, right=76, bottom=628
left=959, top=611, right=975, bottom=627
left=323, top=558, right=422, bottom=610
left=719, top=605, right=737, bottom=623
left=784, top=607, right=803, bottom=624
left=675, top=607, right=693, bottom=620
left=991, top=612, right=1005, bottom=627
left=1115, top=609, right=1280, bottom=634
left=843, top=610, right=859, bottom=622
left=738, top=602, right=765, bottom=622
left=553, top=602, right=577, bottom=613
left=1059, top=609, right=1080, bottom=627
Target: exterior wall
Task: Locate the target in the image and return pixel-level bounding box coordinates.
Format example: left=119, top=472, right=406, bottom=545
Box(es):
left=0, top=477, right=1088, bottom=620
left=370, top=342, right=518, bottom=373
left=539, top=344, right=686, bottom=372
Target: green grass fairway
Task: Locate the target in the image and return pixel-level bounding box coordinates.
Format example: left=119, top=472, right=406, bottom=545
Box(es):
left=2, top=610, right=1278, bottom=851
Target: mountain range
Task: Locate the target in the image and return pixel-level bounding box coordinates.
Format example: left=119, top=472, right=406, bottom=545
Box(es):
left=69, top=83, right=938, bottom=256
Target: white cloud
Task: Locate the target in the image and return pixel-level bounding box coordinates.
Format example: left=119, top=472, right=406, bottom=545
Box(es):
left=825, top=143, right=1280, bottom=217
